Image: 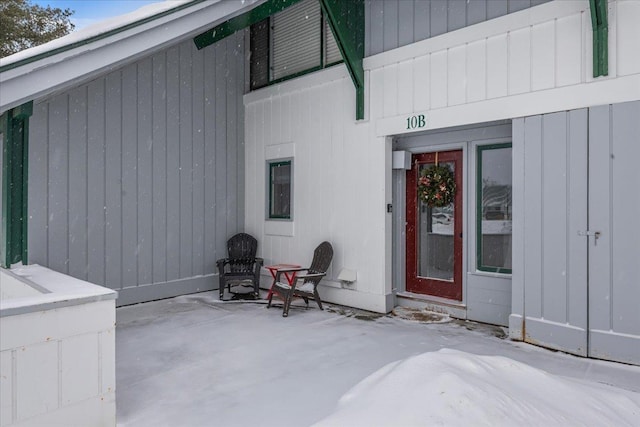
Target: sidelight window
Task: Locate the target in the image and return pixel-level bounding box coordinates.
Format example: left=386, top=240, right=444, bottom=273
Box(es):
left=477, top=144, right=512, bottom=273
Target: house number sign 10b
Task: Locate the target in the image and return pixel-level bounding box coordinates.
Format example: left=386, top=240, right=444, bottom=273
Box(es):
left=406, top=114, right=426, bottom=130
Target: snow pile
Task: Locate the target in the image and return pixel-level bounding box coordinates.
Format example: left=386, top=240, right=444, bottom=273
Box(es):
left=314, top=349, right=640, bottom=427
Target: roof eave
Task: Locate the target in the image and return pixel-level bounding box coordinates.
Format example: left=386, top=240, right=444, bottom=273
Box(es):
left=0, top=0, right=261, bottom=114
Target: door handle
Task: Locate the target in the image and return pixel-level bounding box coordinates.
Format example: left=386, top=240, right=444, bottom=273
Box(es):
left=577, top=230, right=601, bottom=245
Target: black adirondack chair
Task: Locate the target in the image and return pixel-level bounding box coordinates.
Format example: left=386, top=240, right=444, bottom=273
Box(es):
left=216, top=233, right=263, bottom=300
left=267, top=241, right=333, bottom=317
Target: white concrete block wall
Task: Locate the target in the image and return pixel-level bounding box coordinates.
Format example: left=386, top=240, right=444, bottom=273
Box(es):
left=0, top=300, right=116, bottom=426
left=60, top=334, right=99, bottom=405
left=16, top=341, right=58, bottom=420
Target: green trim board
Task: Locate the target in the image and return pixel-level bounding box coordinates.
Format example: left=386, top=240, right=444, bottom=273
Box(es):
left=0, top=112, right=7, bottom=267
left=319, top=0, right=364, bottom=120
left=193, top=0, right=304, bottom=49
left=589, top=0, right=608, bottom=77
left=1, top=102, right=32, bottom=268
left=0, top=0, right=208, bottom=74
left=476, top=143, right=512, bottom=275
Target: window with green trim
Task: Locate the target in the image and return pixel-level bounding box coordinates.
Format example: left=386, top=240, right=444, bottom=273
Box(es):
left=250, top=0, right=341, bottom=90
left=477, top=144, right=512, bottom=274
left=269, top=160, right=292, bottom=219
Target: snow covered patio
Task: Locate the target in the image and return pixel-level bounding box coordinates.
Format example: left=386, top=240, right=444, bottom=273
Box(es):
left=116, top=292, right=640, bottom=426
left=115, top=292, right=640, bottom=426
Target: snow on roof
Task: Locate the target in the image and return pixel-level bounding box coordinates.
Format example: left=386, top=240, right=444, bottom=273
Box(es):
left=0, top=0, right=261, bottom=113
left=0, top=0, right=193, bottom=67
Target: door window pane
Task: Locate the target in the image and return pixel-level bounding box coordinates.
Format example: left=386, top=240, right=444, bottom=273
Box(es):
left=477, top=144, right=512, bottom=273
left=269, top=161, right=292, bottom=219
left=418, top=161, right=455, bottom=281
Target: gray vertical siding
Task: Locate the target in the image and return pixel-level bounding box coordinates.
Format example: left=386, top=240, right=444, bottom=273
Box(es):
left=104, top=71, right=122, bottom=289
left=68, top=86, right=88, bottom=279
left=151, top=53, right=167, bottom=285
left=122, top=63, right=137, bottom=288
left=514, top=103, right=640, bottom=364
left=516, top=109, right=589, bottom=356
left=588, top=102, right=640, bottom=365
left=47, top=95, right=69, bottom=273
left=87, top=79, right=106, bottom=285
left=365, top=0, right=551, bottom=56
left=28, top=32, right=247, bottom=305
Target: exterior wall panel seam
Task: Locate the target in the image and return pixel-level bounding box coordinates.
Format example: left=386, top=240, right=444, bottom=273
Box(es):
left=608, top=105, right=613, bottom=330
left=540, top=116, right=545, bottom=320
left=85, top=85, right=90, bottom=281
left=164, top=52, right=168, bottom=283
left=119, top=73, right=124, bottom=289
left=45, top=103, right=50, bottom=267
left=565, top=112, right=571, bottom=323
left=66, top=93, right=70, bottom=275
left=102, top=78, right=107, bottom=287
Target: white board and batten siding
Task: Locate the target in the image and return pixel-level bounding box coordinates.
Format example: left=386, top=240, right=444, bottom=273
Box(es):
left=28, top=33, right=247, bottom=305
left=365, top=0, right=640, bottom=136
left=244, top=66, right=394, bottom=313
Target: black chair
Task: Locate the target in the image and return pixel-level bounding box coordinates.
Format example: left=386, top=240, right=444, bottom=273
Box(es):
left=216, top=233, right=263, bottom=300
left=267, top=241, right=333, bottom=317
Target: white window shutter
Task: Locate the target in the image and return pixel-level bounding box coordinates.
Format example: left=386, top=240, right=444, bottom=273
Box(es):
left=325, top=19, right=341, bottom=65
left=272, top=0, right=321, bottom=80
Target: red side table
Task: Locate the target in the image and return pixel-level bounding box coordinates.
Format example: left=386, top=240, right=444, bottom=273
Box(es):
left=265, top=264, right=301, bottom=301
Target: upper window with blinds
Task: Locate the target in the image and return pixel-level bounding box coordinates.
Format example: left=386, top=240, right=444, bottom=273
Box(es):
left=250, top=0, right=342, bottom=90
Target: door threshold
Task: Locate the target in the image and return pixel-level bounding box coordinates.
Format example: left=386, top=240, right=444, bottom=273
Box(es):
left=396, top=291, right=467, bottom=320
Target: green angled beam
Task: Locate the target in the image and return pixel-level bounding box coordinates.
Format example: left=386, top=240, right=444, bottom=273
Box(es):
left=1, top=101, right=32, bottom=268
left=589, top=0, right=608, bottom=77
left=320, top=0, right=365, bottom=120
left=193, top=0, right=304, bottom=50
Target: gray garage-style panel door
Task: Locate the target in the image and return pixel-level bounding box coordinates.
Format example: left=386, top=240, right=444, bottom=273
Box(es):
left=587, top=102, right=640, bottom=364
left=516, top=101, right=639, bottom=365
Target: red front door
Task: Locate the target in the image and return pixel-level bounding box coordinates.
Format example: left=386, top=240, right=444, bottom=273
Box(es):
left=406, top=150, right=463, bottom=300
